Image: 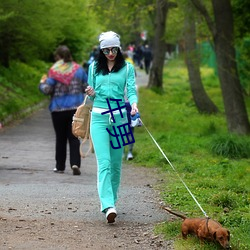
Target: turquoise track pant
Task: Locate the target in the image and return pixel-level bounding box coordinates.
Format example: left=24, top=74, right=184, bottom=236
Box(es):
left=90, top=109, right=128, bottom=212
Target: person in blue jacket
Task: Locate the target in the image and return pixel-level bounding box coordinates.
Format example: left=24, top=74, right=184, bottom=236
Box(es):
left=85, top=31, right=138, bottom=223
left=39, top=45, right=88, bottom=176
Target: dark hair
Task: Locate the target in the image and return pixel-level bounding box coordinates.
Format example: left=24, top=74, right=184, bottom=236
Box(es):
left=95, top=48, right=126, bottom=75
left=54, top=45, right=73, bottom=63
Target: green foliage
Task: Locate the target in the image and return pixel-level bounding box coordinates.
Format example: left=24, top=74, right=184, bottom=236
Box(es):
left=236, top=37, right=250, bottom=95
left=232, top=0, right=250, bottom=39
left=154, top=221, right=181, bottom=240
left=0, top=60, right=49, bottom=122
left=210, top=134, right=250, bottom=159
left=210, top=191, right=238, bottom=209
left=0, top=0, right=100, bottom=66
left=165, top=2, right=184, bottom=44
left=132, top=58, right=250, bottom=249
left=92, top=0, right=156, bottom=46
left=165, top=0, right=213, bottom=45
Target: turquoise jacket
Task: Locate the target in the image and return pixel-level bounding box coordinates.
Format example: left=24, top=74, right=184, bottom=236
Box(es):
left=87, top=62, right=138, bottom=109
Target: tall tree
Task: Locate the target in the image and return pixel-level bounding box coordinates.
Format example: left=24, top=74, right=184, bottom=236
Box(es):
left=148, top=0, right=176, bottom=89
left=184, top=1, right=218, bottom=114
left=191, top=0, right=250, bottom=134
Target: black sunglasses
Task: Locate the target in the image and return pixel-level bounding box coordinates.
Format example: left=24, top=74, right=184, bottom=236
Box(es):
left=102, top=47, right=119, bottom=55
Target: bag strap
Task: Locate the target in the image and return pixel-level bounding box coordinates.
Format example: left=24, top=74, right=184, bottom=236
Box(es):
left=79, top=137, right=94, bottom=158
left=79, top=114, right=94, bottom=158
left=79, top=96, right=93, bottom=158
left=83, top=94, right=88, bottom=105
left=78, top=61, right=95, bottom=158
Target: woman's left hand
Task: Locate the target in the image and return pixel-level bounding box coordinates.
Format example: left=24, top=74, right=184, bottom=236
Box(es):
left=85, top=86, right=96, bottom=97
left=131, top=103, right=138, bottom=116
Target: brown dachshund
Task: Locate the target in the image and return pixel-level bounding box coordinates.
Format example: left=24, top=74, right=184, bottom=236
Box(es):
left=162, top=207, right=231, bottom=249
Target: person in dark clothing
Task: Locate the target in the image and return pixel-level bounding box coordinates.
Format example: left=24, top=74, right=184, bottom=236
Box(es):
left=87, top=46, right=99, bottom=67
left=39, top=45, right=88, bottom=175
left=134, top=45, right=144, bottom=69
left=143, top=44, right=152, bottom=74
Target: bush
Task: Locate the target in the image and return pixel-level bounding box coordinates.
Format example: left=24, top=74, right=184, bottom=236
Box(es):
left=0, top=60, right=49, bottom=123
left=210, top=191, right=237, bottom=209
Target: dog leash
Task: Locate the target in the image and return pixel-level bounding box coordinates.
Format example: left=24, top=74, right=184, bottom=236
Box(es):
left=139, top=118, right=209, bottom=218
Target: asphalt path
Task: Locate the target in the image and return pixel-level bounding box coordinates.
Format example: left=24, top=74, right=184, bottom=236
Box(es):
left=0, top=69, right=172, bottom=249
left=0, top=105, right=166, bottom=223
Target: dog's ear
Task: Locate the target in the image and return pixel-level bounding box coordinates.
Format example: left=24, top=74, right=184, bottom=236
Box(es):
left=227, top=230, right=230, bottom=240
left=213, top=231, right=217, bottom=240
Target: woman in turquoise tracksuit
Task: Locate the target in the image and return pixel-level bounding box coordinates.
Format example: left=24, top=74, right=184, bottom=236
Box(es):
left=86, top=31, right=138, bottom=223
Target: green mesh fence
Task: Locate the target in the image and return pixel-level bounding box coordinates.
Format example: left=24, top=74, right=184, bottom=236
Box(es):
left=198, top=41, right=217, bottom=75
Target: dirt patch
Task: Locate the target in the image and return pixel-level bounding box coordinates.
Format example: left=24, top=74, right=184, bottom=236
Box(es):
left=0, top=216, right=174, bottom=250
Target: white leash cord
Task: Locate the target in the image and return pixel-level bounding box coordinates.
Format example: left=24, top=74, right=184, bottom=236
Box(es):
left=139, top=118, right=209, bottom=218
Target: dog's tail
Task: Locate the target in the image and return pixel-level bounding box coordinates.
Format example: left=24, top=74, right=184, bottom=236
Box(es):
left=162, top=206, right=187, bottom=220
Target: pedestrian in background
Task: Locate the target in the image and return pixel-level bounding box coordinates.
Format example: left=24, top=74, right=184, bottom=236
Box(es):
left=39, top=45, right=88, bottom=175
left=143, top=44, right=153, bottom=74
left=84, top=46, right=99, bottom=72
left=123, top=51, right=138, bottom=160
left=134, top=44, right=144, bottom=69
left=85, top=31, right=138, bottom=223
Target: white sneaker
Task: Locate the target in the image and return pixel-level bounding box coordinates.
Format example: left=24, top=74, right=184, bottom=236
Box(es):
left=105, top=207, right=117, bottom=223
left=53, top=168, right=64, bottom=173
left=127, top=152, right=133, bottom=160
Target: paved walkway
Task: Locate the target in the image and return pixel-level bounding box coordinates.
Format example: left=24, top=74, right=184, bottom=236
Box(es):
left=0, top=71, right=173, bottom=249
left=0, top=104, right=163, bottom=223
left=135, top=68, right=149, bottom=88
left=0, top=68, right=156, bottom=221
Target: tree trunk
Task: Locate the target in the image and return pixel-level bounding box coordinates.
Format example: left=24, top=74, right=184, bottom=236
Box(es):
left=184, top=4, right=218, bottom=114
left=148, top=0, right=169, bottom=89
left=191, top=0, right=250, bottom=134
left=212, top=0, right=250, bottom=134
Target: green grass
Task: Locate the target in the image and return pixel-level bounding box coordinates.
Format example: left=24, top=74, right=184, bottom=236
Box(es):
left=0, top=60, right=50, bottom=123
left=132, top=59, right=250, bottom=250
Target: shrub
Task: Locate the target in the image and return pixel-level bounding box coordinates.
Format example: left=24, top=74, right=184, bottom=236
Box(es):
left=210, top=135, right=250, bottom=159
left=210, top=191, right=237, bottom=209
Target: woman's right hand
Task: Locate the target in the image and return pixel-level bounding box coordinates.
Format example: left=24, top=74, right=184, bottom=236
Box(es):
left=131, top=103, right=138, bottom=116
left=85, top=86, right=95, bottom=97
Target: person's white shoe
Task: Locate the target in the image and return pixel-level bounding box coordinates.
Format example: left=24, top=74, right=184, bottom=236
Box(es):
left=127, top=151, right=133, bottom=160
left=53, top=168, right=64, bottom=173
left=105, top=207, right=117, bottom=223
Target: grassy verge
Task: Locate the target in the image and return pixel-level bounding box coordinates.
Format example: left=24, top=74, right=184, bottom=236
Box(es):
left=0, top=60, right=50, bottom=125
left=132, top=59, right=250, bottom=250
